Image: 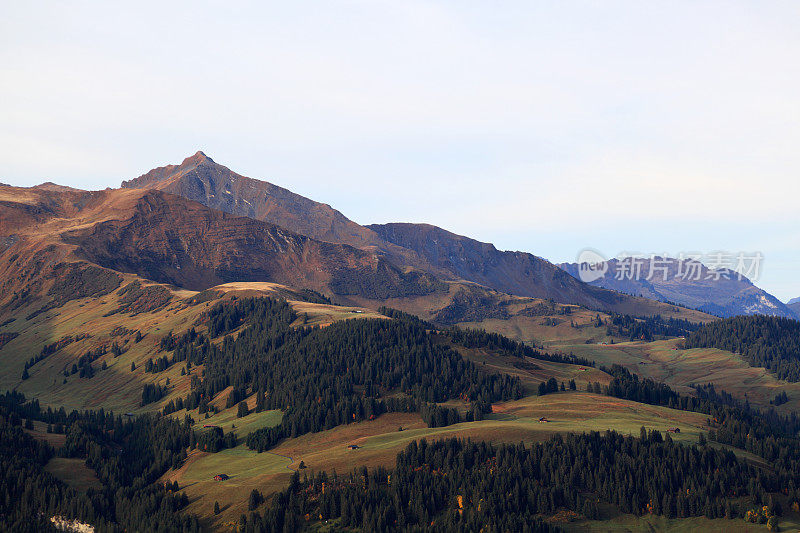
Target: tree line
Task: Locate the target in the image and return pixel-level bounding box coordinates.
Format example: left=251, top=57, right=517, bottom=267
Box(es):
left=162, top=297, right=523, bottom=452
left=243, top=431, right=763, bottom=532
left=607, top=313, right=702, bottom=341
left=0, top=391, right=200, bottom=532
left=586, top=364, right=800, bottom=512
left=684, top=315, right=800, bottom=381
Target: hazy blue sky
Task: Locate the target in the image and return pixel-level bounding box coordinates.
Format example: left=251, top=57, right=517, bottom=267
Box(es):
left=2, top=2, right=798, bottom=300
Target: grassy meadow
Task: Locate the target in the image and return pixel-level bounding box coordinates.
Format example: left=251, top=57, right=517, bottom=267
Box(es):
left=0, top=278, right=381, bottom=413
left=44, top=458, right=102, bottom=493
left=164, top=390, right=723, bottom=526
left=562, top=338, right=800, bottom=412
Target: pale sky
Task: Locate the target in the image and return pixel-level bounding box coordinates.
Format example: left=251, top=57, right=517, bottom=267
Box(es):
left=2, top=2, right=798, bottom=300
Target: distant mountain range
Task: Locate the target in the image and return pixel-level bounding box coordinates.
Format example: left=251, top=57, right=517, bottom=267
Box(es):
left=117, top=152, right=696, bottom=317
left=9, top=151, right=791, bottom=326
left=560, top=257, right=796, bottom=319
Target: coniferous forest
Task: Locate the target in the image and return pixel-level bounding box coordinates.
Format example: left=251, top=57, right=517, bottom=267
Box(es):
left=607, top=313, right=702, bottom=341
left=684, top=315, right=800, bottom=381
left=166, top=298, right=523, bottom=451
left=240, top=432, right=762, bottom=532
left=158, top=299, right=800, bottom=531
left=235, top=364, right=800, bottom=532
left=6, top=296, right=800, bottom=532
left=0, top=391, right=199, bottom=532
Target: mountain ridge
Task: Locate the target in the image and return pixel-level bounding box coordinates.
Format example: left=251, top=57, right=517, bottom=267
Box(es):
left=120, top=152, right=707, bottom=318
left=0, top=184, right=444, bottom=305
left=368, top=222, right=631, bottom=310
left=788, top=297, right=800, bottom=319
left=120, top=151, right=427, bottom=268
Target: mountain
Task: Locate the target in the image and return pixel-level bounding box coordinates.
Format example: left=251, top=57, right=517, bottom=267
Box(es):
left=120, top=151, right=364, bottom=245
left=120, top=151, right=426, bottom=269
left=122, top=153, right=707, bottom=319
left=0, top=177, right=710, bottom=344
left=0, top=154, right=753, bottom=533
left=560, top=256, right=794, bottom=318
left=789, top=297, right=800, bottom=319
left=365, top=222, right=682, bottom=315
left=0, top=184, right=444, bottom=305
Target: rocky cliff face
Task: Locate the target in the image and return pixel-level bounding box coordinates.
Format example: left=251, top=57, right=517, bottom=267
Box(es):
left=121, top=152, right=356, bottom=243
left=121, top=152, right=422, bottom=265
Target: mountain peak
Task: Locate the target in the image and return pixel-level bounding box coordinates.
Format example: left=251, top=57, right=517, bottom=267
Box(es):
left=33, top=182, right=80, bottom=192
left=122, top=151, right=217, bottom=190
left=182, top=150, right=214, bottom=166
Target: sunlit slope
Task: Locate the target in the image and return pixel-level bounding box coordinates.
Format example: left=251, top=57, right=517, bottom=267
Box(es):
left=565, top=338, right=800, bottom=412
left=441, top=300, right=800, bottom=414
left=0, top=278, right=380, bottom=412
left=165, top=392, right=718, bottom=528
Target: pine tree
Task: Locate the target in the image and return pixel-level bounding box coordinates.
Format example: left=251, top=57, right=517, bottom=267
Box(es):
left=248, top=489, right=262, bottom=510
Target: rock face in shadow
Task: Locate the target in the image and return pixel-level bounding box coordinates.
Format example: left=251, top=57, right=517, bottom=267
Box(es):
left=368, top=222, right=628, bottom=310
left=0, top=183, right=443, bottom=300
left=60, top=190, right=444, bottom=298
left=121, top=151, right=418, bottom=262
left=788, top=298, right=800, bottom=320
